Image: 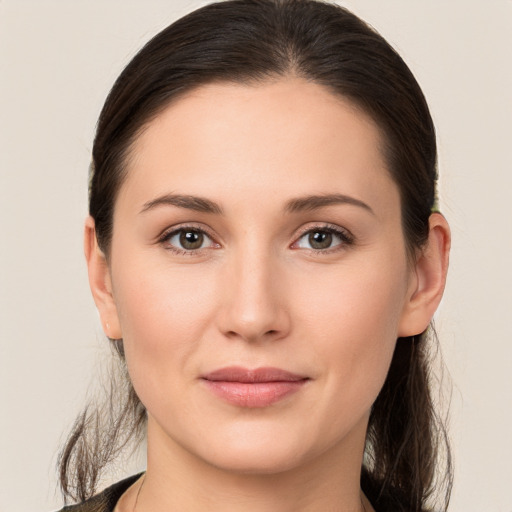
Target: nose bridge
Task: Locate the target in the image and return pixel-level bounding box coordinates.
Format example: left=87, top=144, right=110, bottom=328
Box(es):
left=219, top=239, right=289, bottom=342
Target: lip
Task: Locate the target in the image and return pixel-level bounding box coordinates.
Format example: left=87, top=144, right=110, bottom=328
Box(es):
left=201, top=366, right=309, bottom=408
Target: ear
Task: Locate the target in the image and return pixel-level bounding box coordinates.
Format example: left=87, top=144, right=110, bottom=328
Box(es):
left=398, top=213, right=451, bottom=337
left=84, top=216, right=122, bottom=339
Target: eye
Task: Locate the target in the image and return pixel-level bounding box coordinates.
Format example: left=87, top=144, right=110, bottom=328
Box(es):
left=293, top=226, right=352, bottom=251
left=161, top=227, right=217, bottom=253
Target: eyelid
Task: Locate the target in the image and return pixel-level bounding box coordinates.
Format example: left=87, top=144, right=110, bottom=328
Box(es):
left=157, top=223, right=220, bottom=253
left=290, top=223, right=355, bottom=252
left=155, top=221, right=354, bottom=254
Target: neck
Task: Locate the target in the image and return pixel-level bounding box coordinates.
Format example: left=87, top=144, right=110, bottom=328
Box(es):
left=135, top=416, right=371, bottom=512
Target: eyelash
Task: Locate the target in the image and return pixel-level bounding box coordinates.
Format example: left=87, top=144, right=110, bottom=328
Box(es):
left=291, top=224, right=354, bottom=254
left=158, top=224, right=219, bottom=256
left=157, top=223, right=354, bottom=256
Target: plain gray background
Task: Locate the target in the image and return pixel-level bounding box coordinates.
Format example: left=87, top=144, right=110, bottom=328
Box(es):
left=1, top=1, right=511, bottom=511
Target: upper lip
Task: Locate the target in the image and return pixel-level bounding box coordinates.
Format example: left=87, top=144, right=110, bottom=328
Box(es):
left=202, top=366, right=308, bottom=383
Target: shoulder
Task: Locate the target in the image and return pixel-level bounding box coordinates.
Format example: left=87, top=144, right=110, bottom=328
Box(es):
left=55, top=474, right=143, bottom=512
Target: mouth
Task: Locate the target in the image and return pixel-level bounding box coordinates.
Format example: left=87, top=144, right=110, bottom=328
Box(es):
left=201, top=366, right=310, bottom=408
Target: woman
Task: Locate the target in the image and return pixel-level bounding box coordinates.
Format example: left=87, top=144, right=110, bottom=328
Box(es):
left=58, top=0, right=452, bottom=511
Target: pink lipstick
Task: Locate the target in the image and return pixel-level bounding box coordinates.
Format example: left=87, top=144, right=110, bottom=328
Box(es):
left=201, top=366, right=309, bottom=407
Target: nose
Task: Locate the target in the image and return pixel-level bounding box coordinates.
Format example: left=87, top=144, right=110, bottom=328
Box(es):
left=216, top=248, right=291, bottom=344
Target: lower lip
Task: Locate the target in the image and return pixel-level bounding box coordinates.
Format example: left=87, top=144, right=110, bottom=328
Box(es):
left=202, top=380, right=308, bottom=407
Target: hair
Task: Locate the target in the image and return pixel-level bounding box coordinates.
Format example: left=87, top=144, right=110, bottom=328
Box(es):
left=59, top=1, right=452, bottom=510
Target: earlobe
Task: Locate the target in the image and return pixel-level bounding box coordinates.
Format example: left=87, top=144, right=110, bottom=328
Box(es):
left=398, top=213, right=451, bottom=337
left=84, top=216, right=122, bottom=339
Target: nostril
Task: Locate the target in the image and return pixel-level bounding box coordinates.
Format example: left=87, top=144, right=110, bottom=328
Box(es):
left=224, top=328, right=281, bottom=342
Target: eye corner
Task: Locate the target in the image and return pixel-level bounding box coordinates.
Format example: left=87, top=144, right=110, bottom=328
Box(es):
left=291, top=223, right=355, bottom=253
left=158, top=224, right=221, bottom=255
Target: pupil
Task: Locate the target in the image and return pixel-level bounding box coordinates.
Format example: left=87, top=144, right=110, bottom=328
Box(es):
left=309, top=231, right=332, bottom=249
left=180, top=230, right=203, bottom=249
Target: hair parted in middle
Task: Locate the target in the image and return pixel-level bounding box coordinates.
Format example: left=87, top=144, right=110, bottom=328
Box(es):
left=59, top=1, right=452, bottom=511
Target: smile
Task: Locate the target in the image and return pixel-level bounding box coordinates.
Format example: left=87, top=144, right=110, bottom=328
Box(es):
left=201, top=366, right=310, bottom=408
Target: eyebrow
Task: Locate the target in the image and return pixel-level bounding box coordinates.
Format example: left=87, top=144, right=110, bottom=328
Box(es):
left=140, top=194, right=223, bottom=215
left=285, top=194, right=375, bottom=215
left=140, top=192, right=374, bottom=216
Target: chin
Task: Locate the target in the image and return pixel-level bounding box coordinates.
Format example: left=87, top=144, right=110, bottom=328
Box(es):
left=187, top=422, right=325, bottom=476
left=202, top=444, right=308, bottom=476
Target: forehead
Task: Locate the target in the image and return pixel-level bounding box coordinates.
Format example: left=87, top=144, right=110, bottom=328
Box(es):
left=120, top=78, right=398, bottom=214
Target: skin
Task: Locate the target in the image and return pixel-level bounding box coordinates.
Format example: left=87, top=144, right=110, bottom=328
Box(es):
left=86, top=78, right=450, bottom=512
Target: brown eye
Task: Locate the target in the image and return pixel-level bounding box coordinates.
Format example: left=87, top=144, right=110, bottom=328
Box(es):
left=293, top=226, right=352, bottom=252
left=163, top=228, right=214, bottom=252
left=179, top=230, right=204, bottom=250
left=308, top=231, right=333, bottom=249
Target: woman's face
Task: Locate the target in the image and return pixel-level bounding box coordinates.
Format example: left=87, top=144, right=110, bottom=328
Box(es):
left=105, top=78, right=419, bottom=473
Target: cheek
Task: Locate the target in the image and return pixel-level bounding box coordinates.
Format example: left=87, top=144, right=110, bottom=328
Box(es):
left=296, top=256, right=408, bottom=341
left=292, top=255, right=409, bottom=413
left=110, top=257, right=220, bottom=399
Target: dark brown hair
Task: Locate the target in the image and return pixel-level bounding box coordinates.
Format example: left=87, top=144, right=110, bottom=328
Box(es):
left=59, top=1, right=452, bottom=510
